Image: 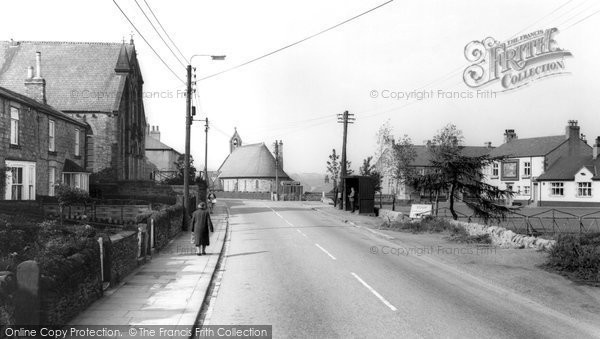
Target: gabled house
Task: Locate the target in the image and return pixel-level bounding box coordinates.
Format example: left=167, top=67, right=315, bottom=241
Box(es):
left=535, top=137, right=600, bottom=207
left=144, top=125, right=181, bottom=182
left=1, top=81, right=89, bottom=200
left=376, top=143, right=494, bottom=200
left=0, top=39, right=149, bottom=182
left=484, top=120, right=591, bottom=205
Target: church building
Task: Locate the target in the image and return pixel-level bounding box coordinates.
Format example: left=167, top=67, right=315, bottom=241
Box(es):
left=217, top=129, right=292, bottom=192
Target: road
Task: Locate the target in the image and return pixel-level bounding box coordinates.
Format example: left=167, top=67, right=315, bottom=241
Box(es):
left=204, top=199, right=600, bottom=338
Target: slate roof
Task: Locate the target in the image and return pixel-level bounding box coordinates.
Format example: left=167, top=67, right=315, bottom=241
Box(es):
left=218, top=143, right=291, bottom=179
left=411, top=145, right=494, bottom=167
left=0, top=85, right=87, bottom=127
left=0, top=40, right=136, bottom=112
left=537, top=155, right=600, bottom=181
left=63, top=159, right=88, bottom=173
left=145, top=135, right=181, bottom=154
left=489, top=136, right=566, bottom=157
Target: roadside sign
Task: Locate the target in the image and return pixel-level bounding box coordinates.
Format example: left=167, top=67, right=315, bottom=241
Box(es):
left=409, top=204, right=432, bottom=218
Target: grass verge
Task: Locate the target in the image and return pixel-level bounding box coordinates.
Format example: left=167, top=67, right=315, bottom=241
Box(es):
left=380, top=216, right=491, bottom=244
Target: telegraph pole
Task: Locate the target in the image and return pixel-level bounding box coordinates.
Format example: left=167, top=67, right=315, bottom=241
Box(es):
left=204, top=117, right=209, bottom=199
left=183, top=65, right=192, bottom=220
left=274, top=140, right=279, bottom=200
left=337, top=110, right=355, bottom=210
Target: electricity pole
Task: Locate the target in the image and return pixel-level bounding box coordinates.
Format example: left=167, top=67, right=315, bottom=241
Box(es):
left=204, top=117, right=209, bottom=199
left=337, top=110, right=354, bottom=210
left=183, top=65, right=192, bottom=220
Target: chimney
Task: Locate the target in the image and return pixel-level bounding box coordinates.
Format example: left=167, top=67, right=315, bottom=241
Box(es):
left=566, top=120, right=580, bottom=156
left=278, top=140, right=284, bottom=170
left=24, top=52, right=46, bottom=104
left=484, top=141, right=492, bottom=148
left=149, top=125, right=160, bottom=141
left=593, top=137, right=600, bottom=160
left=503, top=129, right=517, bottom=143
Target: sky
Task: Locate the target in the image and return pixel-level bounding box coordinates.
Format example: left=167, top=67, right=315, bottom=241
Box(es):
left=1, top=0, right=599, bottom=176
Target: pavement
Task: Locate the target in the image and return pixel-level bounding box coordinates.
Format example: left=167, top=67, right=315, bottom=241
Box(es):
left=68, top=203, right=229, bottom=333
left=207, top=199, right=600, bottom=338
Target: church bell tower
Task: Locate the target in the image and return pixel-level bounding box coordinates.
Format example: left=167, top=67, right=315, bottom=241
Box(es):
left=230, top=128, right=242, bottom=153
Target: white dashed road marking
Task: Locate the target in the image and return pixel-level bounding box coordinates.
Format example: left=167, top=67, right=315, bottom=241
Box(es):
left=315, top=244, right=337, bottom=260
left=296, top=229, right=308, bottom=237
left=351, top=272, right=397, bottom=311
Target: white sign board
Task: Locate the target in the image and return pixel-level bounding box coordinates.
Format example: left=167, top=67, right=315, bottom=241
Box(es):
left=409, top=204, right=432, bottom=219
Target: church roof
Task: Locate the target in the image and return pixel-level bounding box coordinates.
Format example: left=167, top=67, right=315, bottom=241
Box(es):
left=218, top=143, right=291, bottom=179
left=0, top=40, right=137, bottom=113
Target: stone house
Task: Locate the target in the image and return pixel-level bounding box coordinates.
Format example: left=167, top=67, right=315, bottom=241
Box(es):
left=0, top=82, right=89, bottom=200
left=145, top=125, right=181, bottom=181
left=0, top=39, right=149, bottom=182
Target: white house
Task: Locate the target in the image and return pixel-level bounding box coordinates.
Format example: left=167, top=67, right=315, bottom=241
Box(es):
left=535, top=137, right=600, bottom=207
left=484, top=120, right=592, bottom=206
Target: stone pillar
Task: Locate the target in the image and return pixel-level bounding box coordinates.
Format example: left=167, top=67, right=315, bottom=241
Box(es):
left=15, top=261, right=40, bottom=325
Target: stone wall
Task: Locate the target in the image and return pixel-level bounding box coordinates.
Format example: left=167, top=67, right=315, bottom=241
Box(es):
left=107, top=231, right=138, bottom=286
left=39, top=248, right=102, bottom=325
left=450, top=220, right=556, bottom=251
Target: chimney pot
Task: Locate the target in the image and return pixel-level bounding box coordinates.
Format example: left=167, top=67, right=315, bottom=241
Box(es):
left=593, top=136, right=600, bottom=160
left=35, top=52, right=42, bottom=78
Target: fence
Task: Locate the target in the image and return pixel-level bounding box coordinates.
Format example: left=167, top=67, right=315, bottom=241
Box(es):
left=436, top=207, right=600, bottom=236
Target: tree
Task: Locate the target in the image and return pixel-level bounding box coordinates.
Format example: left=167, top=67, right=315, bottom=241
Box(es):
left=163, top=154, right=198, bottom=185
left=326, top=149, right=340, bottom=191
left=390, top=135, right=418, bottom=189
left=416, top=124, right=513, bottom=221
left=359, top=156, right=382, bottom=192
left=56, top=184, right=91, bottom=226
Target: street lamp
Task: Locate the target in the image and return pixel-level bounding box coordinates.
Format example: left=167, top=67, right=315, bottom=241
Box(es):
left=183, top=54, right=226, bottom=221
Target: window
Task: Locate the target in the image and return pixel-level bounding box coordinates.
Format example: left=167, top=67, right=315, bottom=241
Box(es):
left=10, top=107, right=19, bottom=145
left=524, top=162, right=531, bottom=177
left=551, top=182, right=564, bottom=196
left=10, top=167, right=23, bottom=200
left=524, top=185, right=530, bottom=195
left=578, top=182, right=592, bottom=197
left=49, top=120, right=55, bottom=152
left=74, top=128, right=80, bottom=156
left=492, top=163, right=499, bottom=177
left=49, top=167, right=56, bottom=196
left=62, top=172, right=89, bottom=191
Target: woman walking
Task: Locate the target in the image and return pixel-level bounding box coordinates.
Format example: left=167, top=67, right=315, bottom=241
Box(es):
left=191, top=202, right=214, bottom=255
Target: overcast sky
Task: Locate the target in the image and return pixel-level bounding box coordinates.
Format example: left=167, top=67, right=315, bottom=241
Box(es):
left=1, top=0, right=599, bottom=175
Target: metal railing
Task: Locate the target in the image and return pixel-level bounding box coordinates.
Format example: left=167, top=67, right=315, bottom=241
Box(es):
left=435, top=207, right=600, bottom=236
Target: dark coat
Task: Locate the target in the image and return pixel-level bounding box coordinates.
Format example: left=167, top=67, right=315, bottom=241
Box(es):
left=191, top=209, right=214, bottom=246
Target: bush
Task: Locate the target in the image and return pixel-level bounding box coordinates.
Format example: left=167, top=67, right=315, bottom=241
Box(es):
left=382, top=216, right=455, bottom=234
left=547, top=233, right=600, bottom=282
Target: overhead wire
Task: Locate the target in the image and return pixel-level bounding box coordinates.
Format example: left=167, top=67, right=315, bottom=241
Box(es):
left=195, top=0, right=395, bottom=82
left=133, top=0, right=188, bottom=69
left=112, top=0, right=186, bottom=84
left=142, top=0, right=190, bottom=64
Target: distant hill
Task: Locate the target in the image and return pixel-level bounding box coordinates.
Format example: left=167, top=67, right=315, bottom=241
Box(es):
left=288, top=172, right=333, bottom=193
